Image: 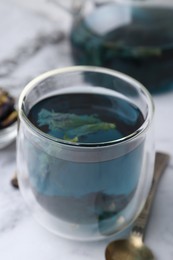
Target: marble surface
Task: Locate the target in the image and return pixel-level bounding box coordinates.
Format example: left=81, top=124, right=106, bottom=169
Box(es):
left=0, top=1, right=173, bottom=259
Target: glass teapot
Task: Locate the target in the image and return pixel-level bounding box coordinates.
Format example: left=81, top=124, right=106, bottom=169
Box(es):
left=54, top=0, right=173, bottom=92
left=17, top=0, right=173, bottom=92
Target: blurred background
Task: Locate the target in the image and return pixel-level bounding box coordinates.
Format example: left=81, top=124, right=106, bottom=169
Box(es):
left=0, top=0, right=73, bottom=99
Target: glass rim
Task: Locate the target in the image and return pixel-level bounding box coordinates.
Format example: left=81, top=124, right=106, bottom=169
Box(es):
left=18, top=66, right=154, bottom=148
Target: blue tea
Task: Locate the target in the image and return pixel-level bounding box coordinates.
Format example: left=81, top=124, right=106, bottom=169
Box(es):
left=70, top=5, right=173, bottom=92
left=27, top=91, right=145, bottom=235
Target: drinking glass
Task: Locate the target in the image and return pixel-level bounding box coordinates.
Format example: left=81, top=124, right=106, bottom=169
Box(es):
left=17, top=66, right=155, bottom=241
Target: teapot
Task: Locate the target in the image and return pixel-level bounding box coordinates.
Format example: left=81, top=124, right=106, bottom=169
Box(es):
left=52, top=0, right=173, bottom=92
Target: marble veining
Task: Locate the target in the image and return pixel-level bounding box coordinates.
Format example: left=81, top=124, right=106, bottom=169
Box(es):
left=0, top=0, right=173, bottom=259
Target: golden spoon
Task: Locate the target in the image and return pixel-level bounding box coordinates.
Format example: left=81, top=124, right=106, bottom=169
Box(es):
left=105, top=152, right=169, bottom=260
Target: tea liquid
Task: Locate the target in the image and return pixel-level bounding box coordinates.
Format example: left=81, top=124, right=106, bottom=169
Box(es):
left=26, top=90, right=145, bottom=235
left=28, top=92, right=144, bottom=144
left=70, top=5, right=173, bottom=91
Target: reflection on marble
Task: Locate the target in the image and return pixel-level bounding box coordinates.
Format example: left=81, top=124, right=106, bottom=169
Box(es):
left=0, top=0, right=173, bottom=259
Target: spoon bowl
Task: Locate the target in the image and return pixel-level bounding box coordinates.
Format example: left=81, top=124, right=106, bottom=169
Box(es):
left=105, top=152, right=169, bottom=260
left=106, top=238, right=154, bottom=260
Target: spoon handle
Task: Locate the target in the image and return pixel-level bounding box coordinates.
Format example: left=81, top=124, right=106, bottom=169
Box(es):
left=132, top=152, right=170, bottom=240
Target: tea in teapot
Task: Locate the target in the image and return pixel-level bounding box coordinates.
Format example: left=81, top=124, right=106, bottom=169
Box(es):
left=69, top=1, right=173, bottom=92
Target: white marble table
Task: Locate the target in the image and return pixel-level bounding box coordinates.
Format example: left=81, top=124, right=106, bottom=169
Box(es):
left=0, top=1, right=173, bottom=259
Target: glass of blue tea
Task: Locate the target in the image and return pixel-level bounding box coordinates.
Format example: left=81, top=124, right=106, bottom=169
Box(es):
left=17, top=66, right=155, bottom=241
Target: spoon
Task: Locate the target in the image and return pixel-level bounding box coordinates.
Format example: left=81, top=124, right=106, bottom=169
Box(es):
left=105, top=152, right=169, bottom=260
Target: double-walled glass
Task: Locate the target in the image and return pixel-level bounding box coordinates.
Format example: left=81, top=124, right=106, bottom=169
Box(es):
left=17, top=66, right=154, bottom=241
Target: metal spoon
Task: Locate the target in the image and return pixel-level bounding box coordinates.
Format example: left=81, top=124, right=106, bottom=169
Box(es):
left=105, top=152, right=169, bottom=260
